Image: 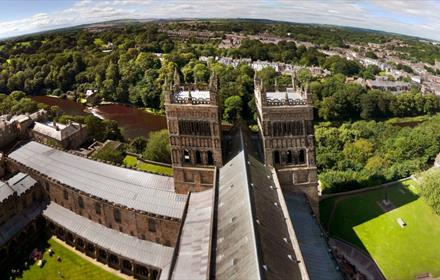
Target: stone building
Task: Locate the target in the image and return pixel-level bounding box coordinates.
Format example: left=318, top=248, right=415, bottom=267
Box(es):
left=0, top=117, right=18, bottom=149
left=32, top=120, right=88, bottom=149
left=254, top=73, right=319, bottom=215
left=164, top=71, right=222, bottom=193
left=6, top=141, right=185, bottom=279
left=366, top=79, right=411, bottom=92
left=0, top=172, right=46, bottom=268
left=0, top=70, right=337, bottom=280
left=0, top=129, right=339, bottom=280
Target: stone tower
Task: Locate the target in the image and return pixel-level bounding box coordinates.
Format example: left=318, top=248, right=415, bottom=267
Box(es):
left=164, top=70, right=222, bottom=193
left=254, top=72, right=319, bottom=214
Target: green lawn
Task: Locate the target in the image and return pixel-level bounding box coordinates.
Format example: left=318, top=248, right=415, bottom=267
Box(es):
left=321, top=180, right=440, bottom=280
left=17, top=238, right=121, bottom=280
left=123, top=155, right=173, bottom=176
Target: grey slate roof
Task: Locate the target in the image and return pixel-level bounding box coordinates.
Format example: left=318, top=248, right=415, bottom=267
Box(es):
left=0, top=204, right=44, bottom=247
left=172, top=189, right=214, bottom=280
left=43, top=202, right=174, bottom=276
left=32, top=121, right=81, bottom=141
left=8, top=172, right=38, bottom=196
left=215, top=150, right=261, bottom=280
left=215, top=127, right=303, bottom=280
left=0, top=172, right=37, bottom=202
left=0, top=182, right=14, bottom=203
left=285, top=193, right=343, bottom=280
left=9, top=141, right=187, bottom=219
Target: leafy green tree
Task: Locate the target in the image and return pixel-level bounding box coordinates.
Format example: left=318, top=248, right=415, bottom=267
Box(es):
left=143, top=130, right=171, bottom=163
left=128, top=136, right=148, bottom=154
left=223, top=95, right=243, bottom=123
left=419, top=168, right=440, bottom=215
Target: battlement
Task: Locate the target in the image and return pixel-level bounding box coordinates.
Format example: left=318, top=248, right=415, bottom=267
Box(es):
left=264, top=88, right=309, bottom=106
left=254, top=71, right=312, bottom=108
left=165, top=69, right=219, bottom=106
left=171, top=87, right=212, bottom=105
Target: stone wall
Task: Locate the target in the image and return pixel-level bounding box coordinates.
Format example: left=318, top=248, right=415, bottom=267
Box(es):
left=165, top=101, right=222, bottom=193
left=255, top=88, right=319, bottom=216
left=173, top=167, right=215, bottom=193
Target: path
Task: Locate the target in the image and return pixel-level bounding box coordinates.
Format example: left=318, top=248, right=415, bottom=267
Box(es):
left=329, top=238, right=386, bottom=280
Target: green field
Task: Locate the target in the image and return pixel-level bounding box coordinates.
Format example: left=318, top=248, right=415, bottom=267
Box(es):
left=321, top=180, right=440, bottom=280
left=15, top=238, right=121, bottom=280
left=123, top=155, right=173, bottom=176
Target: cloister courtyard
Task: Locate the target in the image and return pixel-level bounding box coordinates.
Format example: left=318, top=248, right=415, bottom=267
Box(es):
left=321, top=179, right=440, bottom=279
left=7, top=236, right=121, bottom=280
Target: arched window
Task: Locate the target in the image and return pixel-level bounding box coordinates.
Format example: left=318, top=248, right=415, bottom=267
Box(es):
left=195, top=151, right=202, bottom=164
left=95, top=202, right=101, bottom=215
left=63, top=189, right=69, bottom=200
left=78, top=196, right=84, bottom=208
left=123, top=260, right=132, bottom=270
left=299, top=150, right=306, bottom=164
left=207, top=151, right=214, bottom=165
left=148, top=218, right=156, bottom=232
left=114, top=209, right=121, bottom=223
left=273, top=151, right=280, bottom=165
left=136, top=266, right=149, bottom=277
left=183, top=149, right=191, bottom=163
left=286, top=150, right=293, bottom=164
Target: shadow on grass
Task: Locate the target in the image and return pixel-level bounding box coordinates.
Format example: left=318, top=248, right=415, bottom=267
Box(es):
left=322, top=181, right=419, bottom=252
left=3, top=231, right=52, bottom=279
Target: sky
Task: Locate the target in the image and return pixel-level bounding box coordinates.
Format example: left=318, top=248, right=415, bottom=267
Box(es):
left=0, top=0, right=439, bottom=40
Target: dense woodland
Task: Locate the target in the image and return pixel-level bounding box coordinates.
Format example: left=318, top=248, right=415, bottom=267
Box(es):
left=1, top=19, right=440, bottom=193
left=317, top=117, right=440, bottom=193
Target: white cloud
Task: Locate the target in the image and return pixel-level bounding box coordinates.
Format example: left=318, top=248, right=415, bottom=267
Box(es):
left=0, top=0, right=439, bottom=41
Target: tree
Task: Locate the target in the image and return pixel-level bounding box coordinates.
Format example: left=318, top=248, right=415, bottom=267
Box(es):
left=223, top=95, right=243, bottom=123
left=297, top=68, right=312, bottom=85
left=143, top=129, right=171, bottom=163
left=419, top=168, right=440, bottom=215
left=342, top=139, right=374, bottom=170
left=128, top=136, right=148, bottom=154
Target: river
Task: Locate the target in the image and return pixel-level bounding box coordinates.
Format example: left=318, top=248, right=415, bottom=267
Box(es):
left=30, top=96, right=167, bottom=140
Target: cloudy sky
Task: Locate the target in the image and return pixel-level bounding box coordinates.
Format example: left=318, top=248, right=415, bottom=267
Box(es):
left=0, top=0, right=439, bottom=40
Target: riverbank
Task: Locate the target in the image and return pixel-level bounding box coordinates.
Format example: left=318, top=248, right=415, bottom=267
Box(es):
left=30, top=96, right=167, bottom=140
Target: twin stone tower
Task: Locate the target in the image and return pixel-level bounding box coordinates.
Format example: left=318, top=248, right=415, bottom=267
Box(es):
left=164, top=70, right=319, bottom=214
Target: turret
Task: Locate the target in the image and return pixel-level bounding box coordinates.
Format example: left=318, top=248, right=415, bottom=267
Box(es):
left=209, top=71, right=219, bottom=105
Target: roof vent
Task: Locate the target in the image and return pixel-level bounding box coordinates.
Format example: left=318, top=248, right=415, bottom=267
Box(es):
left=262, top=265, right=268, bottom=271
left=283, top=237, right=289, bottom=243
left=230, top=217, right=237, bottom=223
left=232, top=258, right=238, bottom=266
left=288, top=254, right=294, bottom=261
left=274, top=202, right=279, bottom=208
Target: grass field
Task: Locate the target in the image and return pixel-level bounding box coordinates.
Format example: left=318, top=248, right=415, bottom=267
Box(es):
left=15, top=237, right=121, bottom=280
left=123, top=155, right=173, bottom=176
left=321, top=179, right=440, bottom=279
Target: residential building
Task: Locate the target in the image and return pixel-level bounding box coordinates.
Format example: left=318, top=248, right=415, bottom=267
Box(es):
left=32, top=121, right=88, bottom=149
